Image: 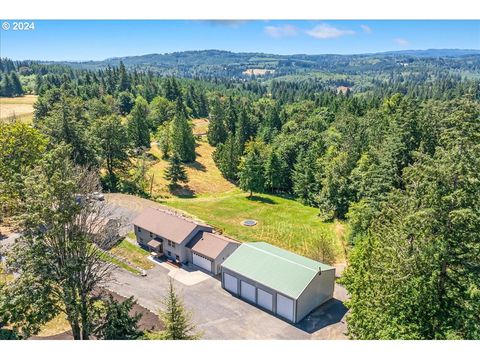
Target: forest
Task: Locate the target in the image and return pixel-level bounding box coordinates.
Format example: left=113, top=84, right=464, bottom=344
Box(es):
left=0, top=51, right=479, bottom=340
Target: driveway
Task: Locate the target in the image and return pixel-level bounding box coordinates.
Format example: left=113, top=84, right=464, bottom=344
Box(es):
left=106, top=264, right=348, bottom=340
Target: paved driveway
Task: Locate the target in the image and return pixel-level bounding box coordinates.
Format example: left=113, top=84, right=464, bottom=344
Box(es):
left=106, top=264, right=348, bottom=340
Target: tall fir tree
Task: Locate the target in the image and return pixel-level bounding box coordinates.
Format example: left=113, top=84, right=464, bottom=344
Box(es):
left=170, top=98, right=196, bottom=162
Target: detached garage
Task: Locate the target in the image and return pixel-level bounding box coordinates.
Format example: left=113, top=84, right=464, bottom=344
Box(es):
left=221, top=242, right=335, bottom=323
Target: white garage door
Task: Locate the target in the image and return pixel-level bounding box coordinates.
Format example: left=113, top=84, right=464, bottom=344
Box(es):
left=224, top=273, right=238, bottom=294
left=240, top=281, right=256, bottom=303
left=276, top=294, right=294, bottom=322
left=192, top=253, right=212, bottom=272
left=257, top=289, right=273, bottom=311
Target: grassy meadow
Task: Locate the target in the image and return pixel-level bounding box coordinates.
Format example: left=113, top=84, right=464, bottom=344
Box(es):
left=0, top=95, right=37, bottom=123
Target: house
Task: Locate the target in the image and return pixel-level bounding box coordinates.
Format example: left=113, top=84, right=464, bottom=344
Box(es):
left=220, top=242, right=336, bottom=323
left=132, top=207, right=239, bottom=274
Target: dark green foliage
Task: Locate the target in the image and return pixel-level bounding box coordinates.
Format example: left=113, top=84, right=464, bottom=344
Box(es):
left=264, top=150, right=286, bottom=193
left=157, top=280, right=200, bottom=340
left=170, top=99, right=196, bottom=162
left=342, top=98, right=480, bottom=339
left=207, top=98, right=227, bottom=146
left=117, top=91, right=135, bottom=115
left=164, top=152, right=189, bottom=188
left=213, top=134, right=241, bottom=181
left=238, top=141, right=265, bottom=197
left=127, top=96, right=151, bottom=149
left=94, top=295, right=142, bottom=340
left=90, top=115, right=129, bottom=190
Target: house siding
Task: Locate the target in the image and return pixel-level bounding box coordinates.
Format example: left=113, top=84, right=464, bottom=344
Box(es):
left=134, top=224, right=212, bottom=263
left=296, top=268, right=335, bottom=322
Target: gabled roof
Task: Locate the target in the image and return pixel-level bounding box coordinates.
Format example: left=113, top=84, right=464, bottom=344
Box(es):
left=221, top=242, right=335, bottom=299
left=133, top=207, right=211, bottom=244
left=187, top=232, right=239, bottom=260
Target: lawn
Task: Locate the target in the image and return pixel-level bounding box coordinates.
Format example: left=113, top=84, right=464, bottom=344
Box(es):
left=110, top=238, right=154, bottom=270
left=100, top=251, right=142, bottom=275
left=163, top=191, right=346, bottom=264
left=0, top=95, right=37, bottom=123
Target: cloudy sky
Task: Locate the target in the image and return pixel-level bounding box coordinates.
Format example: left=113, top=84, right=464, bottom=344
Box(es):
left=1, top=20, right=479, bottom=61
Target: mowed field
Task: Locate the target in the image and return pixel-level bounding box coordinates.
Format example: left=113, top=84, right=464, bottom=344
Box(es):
left=0, top=95, right=37, bottom=123
left=144, top=121, right=346, bottom=264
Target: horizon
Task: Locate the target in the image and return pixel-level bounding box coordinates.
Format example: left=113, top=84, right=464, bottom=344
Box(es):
left=1, top=20, right=479, bottom=61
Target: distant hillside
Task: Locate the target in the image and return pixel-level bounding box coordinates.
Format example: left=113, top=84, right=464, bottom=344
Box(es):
left=44, top=49, right=480, bottom=79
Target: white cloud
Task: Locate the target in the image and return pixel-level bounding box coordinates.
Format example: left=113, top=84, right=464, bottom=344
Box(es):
left=264, top=25, right=298, bottom=38
left=394, top=38, right=410, bottom=46
left=360, top=24, right=372, bottom=34
left=305, top=23, right=355, bottom=39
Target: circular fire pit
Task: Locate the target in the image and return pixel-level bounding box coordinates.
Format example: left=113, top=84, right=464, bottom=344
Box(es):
left=241, top=219, right=257, bottom=227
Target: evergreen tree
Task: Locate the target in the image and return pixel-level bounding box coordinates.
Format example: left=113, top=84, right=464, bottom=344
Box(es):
left=10, top=72, right=24, bottom=97
left=94, top=295, right=142, bottom=340
left=207, top=98, right=227, bottom=146
left=238, top=141, right=265, bottom=198
left=342, top=98, right=480, bottom=339
left=292, top=150, right=320, bottom=206
left=170, top=99, right=196, bottom=162
left=264, top=150, right=285, bottom=193
left=0, top=73, right=14, bottom=97
left=158, top=280, right=200, bottom=340
left=213, top=134, right=240, bottom=181
left=117, top=91, right=135, bottom=115
left=225, top=96, right=238, bottom=134
left=127, top=96, right=151, bottom=149
left=164, top=152, right=189, bottom=188
left=118, top=61, right=131, bottom=92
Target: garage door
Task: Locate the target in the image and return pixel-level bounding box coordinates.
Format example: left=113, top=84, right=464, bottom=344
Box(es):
left=240, top=281, right=256, bottom=303
left=276, top=294, right=294, bottom=322
left=224, top=273, right=238, bottom=294
left=257, top=289, right=273, bottom=311
left=192, top=253, right=212, bottom=272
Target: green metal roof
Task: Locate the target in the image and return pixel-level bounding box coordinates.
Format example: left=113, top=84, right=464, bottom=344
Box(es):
left=221, top=242, right=335, bottom=299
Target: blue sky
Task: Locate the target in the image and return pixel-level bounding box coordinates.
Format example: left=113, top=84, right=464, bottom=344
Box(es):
left=1, top=20, right=479, bottom=61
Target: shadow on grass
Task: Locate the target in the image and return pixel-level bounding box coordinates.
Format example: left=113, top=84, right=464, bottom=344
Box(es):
left=187, top=160, right=207, bottom=172
left=170, top=185, right=197, bottom=199
left=246, top=195, right=277, bottom=205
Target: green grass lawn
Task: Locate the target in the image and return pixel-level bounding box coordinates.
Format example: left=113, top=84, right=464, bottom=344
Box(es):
left=163, top=190, right=346, bottom=264
left=100, top=251, right=142, bottom=275
left=110, top=238, right=154, bottom=270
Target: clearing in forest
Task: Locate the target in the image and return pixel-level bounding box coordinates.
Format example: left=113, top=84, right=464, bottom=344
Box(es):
left=0, top=95, right=37, bottom=123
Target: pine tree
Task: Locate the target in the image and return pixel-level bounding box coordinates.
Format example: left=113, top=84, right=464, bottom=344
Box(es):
left=238, top=142, right=265, bottom=198
left=158, top=280, right=200, bottom=340
left=264, top=150, right=284, bottom=193
left=10, top=72, right=24, bottom=97
left=118, top=61, right=130, bottom=92
left=127, top=96, right=151, bottom=149
left=225, top=96, right=238, bottom=134
left=207, top=98, right=227, bottom=146
left=170, top=99, right=196, bottom=162
left=213, top=134, right=240, bottom=181
left=164, top=152, right=188, bottom=188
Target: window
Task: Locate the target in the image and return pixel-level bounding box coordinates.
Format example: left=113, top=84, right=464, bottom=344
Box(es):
left=149, top=232, right=153, bottom=237
left=172, top=242, right=176, bottom=248
left=175, top=255, right=180, bottom=261
left=167, top=251, right=171, bottom=257
left=137, top=227, right=142, bottom=233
